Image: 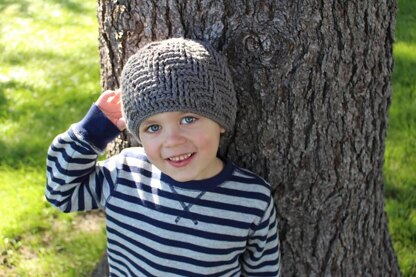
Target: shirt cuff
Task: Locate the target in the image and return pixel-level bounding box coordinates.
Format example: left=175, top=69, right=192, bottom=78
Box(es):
left=73, top=104, right=121, bottom=151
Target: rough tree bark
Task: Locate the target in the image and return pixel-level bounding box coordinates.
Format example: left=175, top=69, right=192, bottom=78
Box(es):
left=92, top=0, right=400, bottom=276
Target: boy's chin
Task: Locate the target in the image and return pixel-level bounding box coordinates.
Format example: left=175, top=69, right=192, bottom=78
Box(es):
left=163, top=171, right=195, bottom=182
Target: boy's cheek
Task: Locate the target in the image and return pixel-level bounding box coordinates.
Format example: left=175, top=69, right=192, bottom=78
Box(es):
left=141, top=142, right=159, bottom=160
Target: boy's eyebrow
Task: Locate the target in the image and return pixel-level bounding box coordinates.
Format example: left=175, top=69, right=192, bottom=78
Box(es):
left=141, top=111, right=196, bottom=126
left=180, top=112, right=199, bottom=116
left=141, top=119, right=158, bottom=126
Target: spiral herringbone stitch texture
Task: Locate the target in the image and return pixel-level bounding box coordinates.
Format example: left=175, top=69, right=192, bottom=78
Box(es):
left=120, top=38, right=237, bottom=138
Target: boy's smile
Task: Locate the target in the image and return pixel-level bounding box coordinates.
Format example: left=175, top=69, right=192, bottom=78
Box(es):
left=139, top=111, right=225, bottom=182
left=167, top=153, right=194, bottom=167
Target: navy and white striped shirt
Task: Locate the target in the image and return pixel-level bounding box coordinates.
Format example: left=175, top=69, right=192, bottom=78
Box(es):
left=46, top=105, right=280, bottom=276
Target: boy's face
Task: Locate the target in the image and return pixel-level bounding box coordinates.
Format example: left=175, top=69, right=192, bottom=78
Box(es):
left=138, top=112, right=226, bottom=182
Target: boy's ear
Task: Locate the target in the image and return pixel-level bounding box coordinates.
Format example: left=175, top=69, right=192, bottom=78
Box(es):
left=220, top=127, right=226, bottom=134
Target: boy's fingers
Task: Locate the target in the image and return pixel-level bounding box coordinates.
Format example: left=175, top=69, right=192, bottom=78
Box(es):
left=96, top=90, right=111, bottom=104
left=97, top=90, right=121, bottom=105
left=103, top=90, right=115, bottom=97
left=112, top=91, right=121, bottom=104
left=116, top=118, right=126, bottom=131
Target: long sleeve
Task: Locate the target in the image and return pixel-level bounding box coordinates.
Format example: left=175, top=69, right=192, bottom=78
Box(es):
left=242, top=196, right=281, bottom=277
left=45, top=104, right=121, bottom=212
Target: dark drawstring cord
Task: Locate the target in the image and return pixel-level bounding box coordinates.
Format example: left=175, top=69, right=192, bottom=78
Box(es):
left=169, top=185, right=205, bottom=225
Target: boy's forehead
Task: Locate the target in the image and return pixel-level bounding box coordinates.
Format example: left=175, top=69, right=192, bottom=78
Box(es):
left=144, top=111, right=183, bottom=120
left=142, top=111, right=193, bottom=123
left=141, top=111, right=215, bottom=124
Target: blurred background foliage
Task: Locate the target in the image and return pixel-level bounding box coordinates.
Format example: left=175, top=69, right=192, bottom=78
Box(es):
left=0, top=0, right=415, bottom=276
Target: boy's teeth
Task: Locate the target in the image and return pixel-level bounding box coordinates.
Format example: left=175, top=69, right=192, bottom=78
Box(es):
left=169, top=153, right=192, bottom=162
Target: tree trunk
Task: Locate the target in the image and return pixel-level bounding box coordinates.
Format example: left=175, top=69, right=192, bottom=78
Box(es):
left=94, top=0, right=400, bottom=276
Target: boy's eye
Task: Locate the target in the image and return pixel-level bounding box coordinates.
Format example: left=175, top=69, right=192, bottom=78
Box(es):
left=146, top=124, right=161, bottom=133
left=181, top=116, right=197, bottom=125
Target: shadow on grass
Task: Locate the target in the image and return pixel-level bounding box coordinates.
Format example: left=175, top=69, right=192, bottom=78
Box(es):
left=384, top=180, right=416, bottom=277
left=0, top=88, right=8, bottom=118
left=1, top=48, right=72, bottom=67
left=385, top=180, right=416, bottom=204
left=0, top=48, right=99, bottom=167
left=395, top=0, right=416, bottom=44
left=393, top=49, right=416, bottom=84
left=389, top=49, right=416, bottom=138
left=0, top=0, right=31, bottom=14
left=0, top=79, right=36, bottom=120
left=46, top=0, right=92, bottom=14
left=0, top=92, right=96, bottom=167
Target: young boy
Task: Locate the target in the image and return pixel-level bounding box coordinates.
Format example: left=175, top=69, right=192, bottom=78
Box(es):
left=46, top=38, right=280, bottom=276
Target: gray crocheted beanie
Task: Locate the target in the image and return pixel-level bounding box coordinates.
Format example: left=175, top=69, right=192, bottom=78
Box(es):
left=120, top=38, right=237, bottom=139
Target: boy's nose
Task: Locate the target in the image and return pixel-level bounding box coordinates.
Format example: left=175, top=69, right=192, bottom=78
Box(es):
left=163, top=126, right=186, bottom=147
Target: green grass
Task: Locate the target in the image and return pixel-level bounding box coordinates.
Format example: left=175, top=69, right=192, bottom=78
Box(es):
left=0, top=1, right=100, bottom=166
left=0, top=0, right=415, bottom=276
left=384, top=1, right=416, bottom=276
left=0, top=1, right=106, bottom=276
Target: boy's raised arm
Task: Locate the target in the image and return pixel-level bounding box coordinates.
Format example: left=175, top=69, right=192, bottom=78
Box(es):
left=45, top=90, right=122, bottom=212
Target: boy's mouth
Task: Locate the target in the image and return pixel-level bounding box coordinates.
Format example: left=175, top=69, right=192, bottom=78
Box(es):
left=168, top=153, right=194, bottom=162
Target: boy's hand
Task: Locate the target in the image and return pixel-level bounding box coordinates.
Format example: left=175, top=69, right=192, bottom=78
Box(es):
left=96, top=90, right=126, bottom=131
